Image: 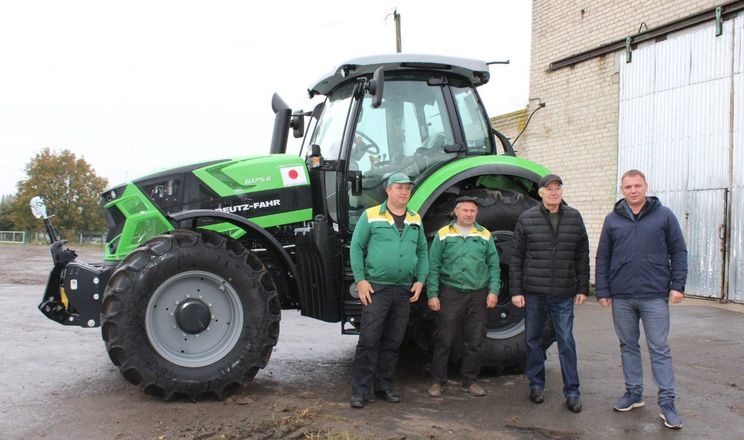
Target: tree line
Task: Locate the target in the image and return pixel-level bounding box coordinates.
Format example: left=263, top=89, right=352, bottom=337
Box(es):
left=0, top=148, right=108, bottom=240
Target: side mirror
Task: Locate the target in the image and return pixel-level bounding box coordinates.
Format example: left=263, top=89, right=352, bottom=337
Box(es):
left=290, top=110, right=305, bottom=139
left=369, top=67, right=384, bottom=108
left=30, top=196, right=48, bottom=219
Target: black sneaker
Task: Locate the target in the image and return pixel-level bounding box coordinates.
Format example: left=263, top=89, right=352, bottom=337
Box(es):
left=529, top=388, right=544, bottom=404
left=566, top=396, right=582, bottom=413
left=350, top=394, right=365, bottom=409
left=374, top=390, right=401, bottom=403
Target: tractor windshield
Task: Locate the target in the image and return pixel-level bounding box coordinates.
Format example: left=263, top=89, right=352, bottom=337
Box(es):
left=304, top=72, right=496, bottom=226
left=347, top=75, right=494, bottom=210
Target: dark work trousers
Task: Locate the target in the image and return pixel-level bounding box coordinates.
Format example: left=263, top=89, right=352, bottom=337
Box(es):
left=352, top=284, right=412, bottom=396
left=430, top=285, right=488, bottom=387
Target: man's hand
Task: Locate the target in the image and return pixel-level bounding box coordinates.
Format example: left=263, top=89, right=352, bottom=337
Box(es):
left=428, top=297, right=440, bottom=312
left=575, top=293, right=588, bottom=305
left=410, top=281, right=424, bottom=303
left=598, top=298, right=612, bottom=308
left=669, top=289, right=684, bottom=304
left=511, top=294, right=525, bottom=308
left=357, top=280, right=374, bottom=305
left=486, top=293, right=498, bottom=309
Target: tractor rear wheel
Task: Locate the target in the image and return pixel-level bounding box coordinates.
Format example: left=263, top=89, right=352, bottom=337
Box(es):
left=101, top=229, right=280, bottom=400
left=421, top=188, right=555, bottom=372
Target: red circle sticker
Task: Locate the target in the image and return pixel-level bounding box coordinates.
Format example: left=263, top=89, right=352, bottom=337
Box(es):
left=288, top=169, right=298, bottom=179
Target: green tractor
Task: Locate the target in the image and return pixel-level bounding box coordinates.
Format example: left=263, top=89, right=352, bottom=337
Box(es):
left=32, top=54, right=551, bottom=400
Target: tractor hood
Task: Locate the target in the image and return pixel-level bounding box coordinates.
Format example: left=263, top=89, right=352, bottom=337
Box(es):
left=102, top=154, right=313, bottom=260
left=190, top=154, right=314, bottom=227
left=191, top=154, right=310, bottom=196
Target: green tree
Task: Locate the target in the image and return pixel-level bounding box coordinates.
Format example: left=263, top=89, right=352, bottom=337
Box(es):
left=0, top=194, right=15, bottom=230
left=10, top=148, right=108, bottom=240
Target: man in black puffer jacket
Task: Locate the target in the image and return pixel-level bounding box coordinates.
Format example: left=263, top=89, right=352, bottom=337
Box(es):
left=510, top=174, right=590, bottom=414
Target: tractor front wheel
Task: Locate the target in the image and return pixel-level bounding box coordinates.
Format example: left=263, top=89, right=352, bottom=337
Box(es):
left=101, top=229, right=280, bottom=400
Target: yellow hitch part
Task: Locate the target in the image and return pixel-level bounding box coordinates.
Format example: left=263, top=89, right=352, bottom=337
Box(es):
left=60, top=287, right=69, bottom=308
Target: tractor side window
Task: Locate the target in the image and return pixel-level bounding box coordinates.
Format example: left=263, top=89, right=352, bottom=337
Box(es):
left=141, top=177, right=181, bottom=213
left=307, top=83, right=354, bottom=161
left=324, top=171, right=338, bottom=222
left=452, top=86, right=493, bottom=154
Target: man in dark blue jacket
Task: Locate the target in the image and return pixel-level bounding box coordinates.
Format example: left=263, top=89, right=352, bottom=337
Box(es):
left=596, top=169, right=688, bottom=430
left=510, top=174, right=589, bottom=413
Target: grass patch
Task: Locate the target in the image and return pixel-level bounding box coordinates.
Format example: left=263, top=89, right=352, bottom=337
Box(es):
left=188, top=407, right=364, bottom=440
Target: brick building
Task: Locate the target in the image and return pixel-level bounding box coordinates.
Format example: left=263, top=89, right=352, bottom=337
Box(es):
left=495, top=1, right=743, bottom=301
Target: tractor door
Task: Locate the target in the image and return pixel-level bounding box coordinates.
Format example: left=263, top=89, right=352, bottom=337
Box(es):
left=293, top=83, right=357, bottom=323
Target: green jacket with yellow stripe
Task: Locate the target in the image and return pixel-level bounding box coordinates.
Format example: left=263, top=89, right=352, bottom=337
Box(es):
left=426, top=221, right=501, bottom=298
left=350, top=201, right=428, bottom=287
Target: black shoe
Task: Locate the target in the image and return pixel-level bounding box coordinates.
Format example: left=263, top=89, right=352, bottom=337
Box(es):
left=567, top=396, right=583, bottom=413
left=374, top=390, right=401, bottom=403
left=350, top=394, right=365, bottom=409
left=529, top=388, right=544, bottom=404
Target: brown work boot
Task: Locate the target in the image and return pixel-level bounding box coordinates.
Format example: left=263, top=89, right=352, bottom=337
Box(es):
left=464, top=383, right=487, bottom=397
left=428, top=382, right=444, bottom=397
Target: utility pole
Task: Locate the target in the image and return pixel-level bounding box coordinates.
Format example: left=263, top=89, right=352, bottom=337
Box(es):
left=394, top=9, right=401, bottom=52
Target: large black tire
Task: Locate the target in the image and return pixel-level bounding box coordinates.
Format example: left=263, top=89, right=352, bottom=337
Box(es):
left=101, top=229, right=281, bottom=400
left=479, top=231, right=556, bottom=372
left=421, top=188, right=555, bottom=373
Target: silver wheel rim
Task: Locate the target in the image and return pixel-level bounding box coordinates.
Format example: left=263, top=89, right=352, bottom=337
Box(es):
left=487, top=318, right=525, bottom=340
left=145, top=270, right=244, bottom=367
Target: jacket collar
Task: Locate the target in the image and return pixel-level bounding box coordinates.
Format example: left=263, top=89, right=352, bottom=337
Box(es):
left=448, top=219, right=485, bottom=232
left=538, top=202, right=564, bottom=215
left=615, top=196, right=661, bottom=220
left=379, top=200, right=415, bottom=217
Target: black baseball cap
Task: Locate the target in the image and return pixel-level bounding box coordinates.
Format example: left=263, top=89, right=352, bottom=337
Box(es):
left=455, top=195, right=480, bottom=206
left=538, top=174, right=563, bottom=188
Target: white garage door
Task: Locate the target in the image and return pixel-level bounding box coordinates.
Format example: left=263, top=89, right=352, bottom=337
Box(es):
left=618, top=16, right=743, bottom=302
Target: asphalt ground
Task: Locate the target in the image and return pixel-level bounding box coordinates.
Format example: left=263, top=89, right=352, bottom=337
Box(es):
left=1, top=243, right=743, bottom=439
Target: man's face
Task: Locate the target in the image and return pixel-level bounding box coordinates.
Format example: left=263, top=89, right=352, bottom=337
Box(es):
left=453, top=201, right=478, bottom=227
left=540, top=181, right=563, bottom=208
left=386, top=183, right=412, bottom=207
left=621, top=174, right=648, bottom=206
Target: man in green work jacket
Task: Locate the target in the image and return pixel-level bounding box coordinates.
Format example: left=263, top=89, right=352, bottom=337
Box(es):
left=349, top=173, right=429, bottom=409
left=426, top=195, right=500, bottom=398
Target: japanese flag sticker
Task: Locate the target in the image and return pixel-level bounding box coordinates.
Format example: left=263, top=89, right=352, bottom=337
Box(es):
left=280, top=165, right=308, bottom=187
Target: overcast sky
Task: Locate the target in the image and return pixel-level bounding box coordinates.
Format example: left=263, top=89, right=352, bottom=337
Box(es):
left=0, top=1, right=532, bottom=196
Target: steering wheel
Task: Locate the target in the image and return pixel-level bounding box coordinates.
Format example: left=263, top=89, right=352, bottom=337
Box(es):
left=353, top=131, right=381, bottom=156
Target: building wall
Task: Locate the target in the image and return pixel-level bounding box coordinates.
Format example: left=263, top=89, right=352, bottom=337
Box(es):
left=490, top=108, right=528, bottom=151
left=525, top=0, right=722, bottom=276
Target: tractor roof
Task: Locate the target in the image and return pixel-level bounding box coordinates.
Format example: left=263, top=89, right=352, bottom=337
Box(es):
left=308, top=53, right=491, bottom=98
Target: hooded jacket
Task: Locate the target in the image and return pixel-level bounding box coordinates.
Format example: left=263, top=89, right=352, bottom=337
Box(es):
left=595, top=196, right=687, bottom=299
left=509, top=203, right=590, bottom=297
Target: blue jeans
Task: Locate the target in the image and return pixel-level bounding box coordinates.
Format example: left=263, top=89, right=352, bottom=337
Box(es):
left=524, top=295, right=580, bottom=398
left=611, top=297, right=675, bottom=404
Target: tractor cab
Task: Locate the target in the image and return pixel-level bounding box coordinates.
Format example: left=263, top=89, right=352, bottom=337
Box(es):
left=281, top=54, right=516, bottom=332
left=297, top=54, right=499, bottom=237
